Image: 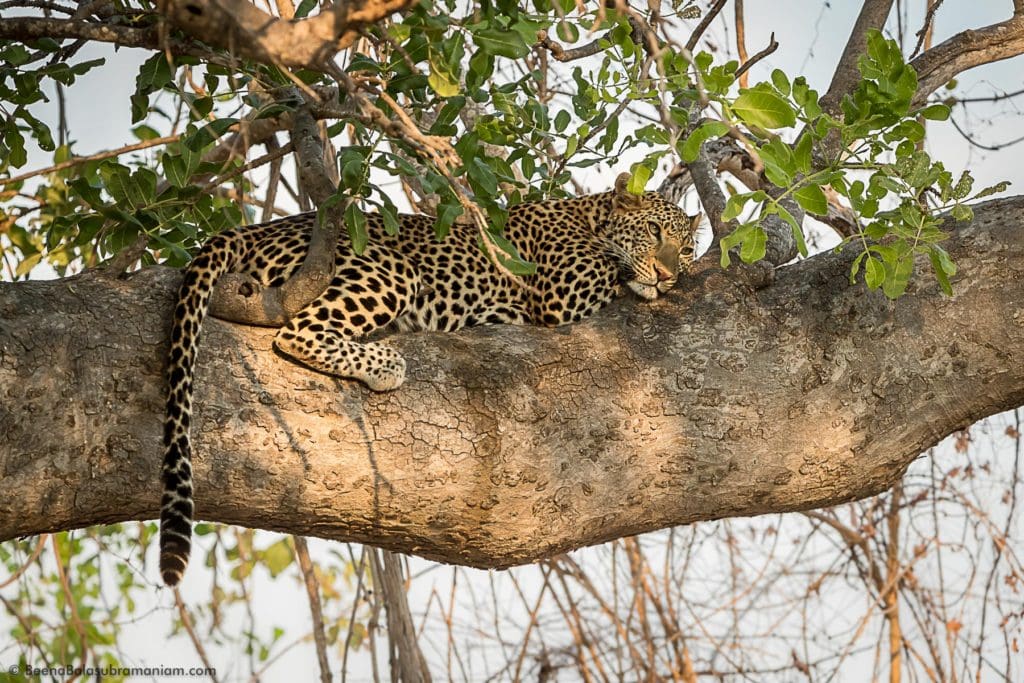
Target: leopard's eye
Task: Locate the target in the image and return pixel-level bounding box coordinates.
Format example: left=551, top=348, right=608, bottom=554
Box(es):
left=647, top=222, right=661, bottom=236
left=680, top=244, right=695, bottom=258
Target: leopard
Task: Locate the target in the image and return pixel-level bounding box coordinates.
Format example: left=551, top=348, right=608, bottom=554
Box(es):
left=159, top=172, right=701, bottom=586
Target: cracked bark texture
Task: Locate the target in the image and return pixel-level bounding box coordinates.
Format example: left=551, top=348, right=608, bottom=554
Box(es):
left=1, top=197, right=1023, bottom=568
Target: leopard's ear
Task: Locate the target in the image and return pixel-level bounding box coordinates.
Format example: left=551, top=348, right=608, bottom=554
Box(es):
left=689, top=213, right=703, bottom=232
left=613, top=172, right=644, bottom=211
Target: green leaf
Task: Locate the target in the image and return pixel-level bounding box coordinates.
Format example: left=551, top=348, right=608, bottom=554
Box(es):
left=162, top=153, right=188, bottom=188
left=434, top=199, right=464, bottom=239
left=773, top=203, right=808, bottom=257
left=483, top=230, right=537, bottom=275
left=99, top=162, right=133, bottom=205
left=770, top=69, right=791, bottom=95
left=732, top=89, right=797, bottom=129
left=469, top=157, right=499, bottom=196
left=554, top=110, right=571, bottom=133
left=135, top=53, right=173, bottom=95
left=345, top=202, right=368, bottom=254
left=133, top=125, right=160, bottom=141
left=719, top=223, right=753, bottom=267
left=917, top=104, right=950, bottom=121
left=950, top=204, right=973, bottom=222
left=882, top=254, right=914, bottom=299
left=759, top=138, right=796, bottom=186
left=627, top=164, right=652, bottom=194
left=793, top=184, right=827, bottom=215
left=380, top=202, right=401, bottom=236
left=739, top=225, right=766, bottom=263
left=472, top=27, right=530, bottom=59
left=262, top=540, right=293, bottom=577
left=679, top=120, right=729, bottom=163
left=928, top=250, right=953, bottom=295
left=721, top=193, right=750, bottom=222
left=973, top=180, right=1010, bottom=200
left=793, top=133, right=813, bottom=174
left=428, top=61, right=461, bottom=97
left=1, top=44, right=31, bottom=67
left=864, top=256, right=884, bottom=289
left=556, top=21, right=579, bottom=42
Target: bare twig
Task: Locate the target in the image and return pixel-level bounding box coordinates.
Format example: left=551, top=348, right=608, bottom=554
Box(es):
left=1, top=134, right=180, bottom=188
left=734, top=0, right=749, bottom=88
left=293, top=536, right=332, bottom=683
left=370, top=550, right=432, bottom=683
left=173, top=587, right=221, bottom=683
left=684, top=0, right=728, bottom=52
left=734, top=32, right=779, bottom=82
left=0, top=535, right=47, bottom=589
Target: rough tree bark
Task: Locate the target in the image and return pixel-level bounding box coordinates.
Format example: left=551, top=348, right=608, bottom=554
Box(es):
left=1, top=197, right=1022, bottom=568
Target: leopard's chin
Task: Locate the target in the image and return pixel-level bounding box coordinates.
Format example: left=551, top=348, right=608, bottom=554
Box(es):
left=627, top=281, right=660, bottom=300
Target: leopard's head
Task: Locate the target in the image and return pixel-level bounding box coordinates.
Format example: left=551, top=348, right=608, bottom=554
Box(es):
left=601, top=173, right=701, bottom=300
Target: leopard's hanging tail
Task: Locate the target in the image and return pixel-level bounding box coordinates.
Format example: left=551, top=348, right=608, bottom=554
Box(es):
left=160, top=232, right=240, bottom=587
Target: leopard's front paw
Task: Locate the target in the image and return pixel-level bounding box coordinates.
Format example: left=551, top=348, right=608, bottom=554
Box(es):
left=361, top=343, right=406, bottom=391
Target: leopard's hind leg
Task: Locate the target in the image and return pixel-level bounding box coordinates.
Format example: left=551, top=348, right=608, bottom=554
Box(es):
left=273, top=247, right=419, bottom=391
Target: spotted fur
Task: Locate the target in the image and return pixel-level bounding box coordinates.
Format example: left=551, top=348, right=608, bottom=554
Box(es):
left=159, top=174, right=700, bottom=586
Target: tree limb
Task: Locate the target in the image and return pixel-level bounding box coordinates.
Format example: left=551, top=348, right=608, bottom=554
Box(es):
left=819, top=0, right=896, bottom=117
left=2, top=197, right=1023, bottom=569
left=910, top=14, right=1024, bottom=107
left=159, top=0, right=418, bottom=70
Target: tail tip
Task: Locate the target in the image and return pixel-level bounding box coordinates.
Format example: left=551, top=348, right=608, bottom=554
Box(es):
left=161, top=569, right=183, bottom=587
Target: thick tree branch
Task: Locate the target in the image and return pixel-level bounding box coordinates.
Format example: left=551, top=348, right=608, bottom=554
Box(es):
left=2, top=198, right=1023, bottom=569
left=160, top=0, right=418, bottom=70
left=0, top=16, right=228, bottom=65
left=910, top=14, right=1024, bottom=107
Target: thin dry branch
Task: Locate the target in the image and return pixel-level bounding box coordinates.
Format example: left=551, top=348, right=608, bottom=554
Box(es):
left=1, top=134, right=180, bottom=188
left=684, top=0, right=728, bottom=52
left=734, top=32, right=779, bottom=82
left=293, top=536, right=332, bottom=683
left=734, top=0, right=749, bottom=88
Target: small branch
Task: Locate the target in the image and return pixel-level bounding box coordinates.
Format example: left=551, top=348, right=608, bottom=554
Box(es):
left=910, top=0, right=944, bottom=58
left=371, top=550, right=432, bottom=683
left=947, top=114, right=1024, bottom=151
left=734, top=0, right=749, bottom=88
left=200, top=140, right=294, bottom=191
left=1, top=134, right=180, bottom=188
left=173, top=588, right=221, bottom=683
left=684, top=0, right=728, bottom=52
left=294, top=536, right=332, bottom=683
left=687, top=140, right=728, bottom=239
left=0, top=534, right=47, bottom=589
left=734, top=32, right=779, bottom=82
left=537, top=29, right=606, bottom=62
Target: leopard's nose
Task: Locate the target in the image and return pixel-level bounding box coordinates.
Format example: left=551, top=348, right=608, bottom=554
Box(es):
left=655, top=262, right=675, bottom=281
